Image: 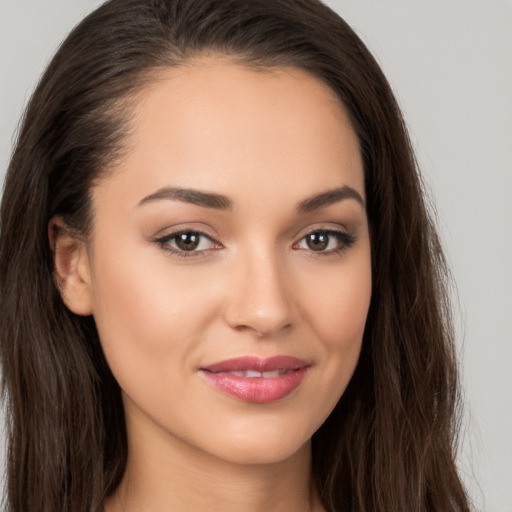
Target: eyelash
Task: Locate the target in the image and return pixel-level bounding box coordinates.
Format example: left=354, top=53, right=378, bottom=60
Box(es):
left=154, top=228, right=356, bottom=259
left=293, top=229, right=356, bottom=256
left=155, top=230, right=220, bottom=259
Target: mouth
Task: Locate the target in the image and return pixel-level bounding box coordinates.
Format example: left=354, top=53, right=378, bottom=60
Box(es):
left=200, top=356, right=310, bottom=403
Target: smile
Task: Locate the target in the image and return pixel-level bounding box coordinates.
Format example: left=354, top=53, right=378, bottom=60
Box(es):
left=200, top=356, right=309, bottom=403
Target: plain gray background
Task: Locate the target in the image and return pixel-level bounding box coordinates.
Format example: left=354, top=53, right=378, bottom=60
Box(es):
left=1, top=1, right=511, bottom=510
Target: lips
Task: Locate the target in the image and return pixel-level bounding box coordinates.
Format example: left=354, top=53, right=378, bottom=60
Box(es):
left=200, top=356, right=309, bottom=403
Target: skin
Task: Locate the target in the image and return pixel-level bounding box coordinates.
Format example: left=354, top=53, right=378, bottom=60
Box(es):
left=53, top=59, right=372, bottom=511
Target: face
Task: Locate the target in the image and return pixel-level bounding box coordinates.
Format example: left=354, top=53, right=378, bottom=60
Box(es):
left=82, top=59, right=371, bottom=465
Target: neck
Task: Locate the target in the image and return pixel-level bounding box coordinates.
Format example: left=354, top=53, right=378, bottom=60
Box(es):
left=104, top=407, right=323, bottom=512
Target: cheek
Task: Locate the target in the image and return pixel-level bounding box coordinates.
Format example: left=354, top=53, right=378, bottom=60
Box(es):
left=303, top=250, right=371, bottom=351
left=298, top=245, right=372, bottom=402
left=315, top=275, right=371, bottom=350
left=87, top=240, right=219, bottom=389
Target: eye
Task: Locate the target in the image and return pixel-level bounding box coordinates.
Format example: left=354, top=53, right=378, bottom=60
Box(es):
left=155, top=230, right=220, bottom=256
left=295, top=229, right=355, bottom=254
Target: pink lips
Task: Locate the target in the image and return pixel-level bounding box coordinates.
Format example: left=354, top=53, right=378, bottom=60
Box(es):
left=200, top=356, right=309, bottom=403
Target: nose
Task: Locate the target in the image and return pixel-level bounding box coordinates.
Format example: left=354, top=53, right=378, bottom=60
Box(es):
left=223, top=248, right=293, bottom=337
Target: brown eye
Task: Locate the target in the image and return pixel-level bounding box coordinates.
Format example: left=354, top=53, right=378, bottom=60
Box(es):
left=156, top=230, right=219, bottom=256
left=295, top=229, right=356, bottom=254
left=175, top=232, right=201, bottom=251
left=305, top=231, right=330, bottom=251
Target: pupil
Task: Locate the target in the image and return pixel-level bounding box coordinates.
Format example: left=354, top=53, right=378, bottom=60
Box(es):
left=307, top=232, right=329, bottom=251
left=176, top=232, right=200, bottom=251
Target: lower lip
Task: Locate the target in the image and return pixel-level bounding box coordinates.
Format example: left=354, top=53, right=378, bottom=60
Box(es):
left=201, top=368, right=308, bottom=403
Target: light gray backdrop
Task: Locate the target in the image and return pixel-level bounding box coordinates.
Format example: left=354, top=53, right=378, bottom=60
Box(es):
left=1, top=1, right=511, bottom=511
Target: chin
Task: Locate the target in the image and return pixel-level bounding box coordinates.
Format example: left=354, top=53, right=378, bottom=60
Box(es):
left=198, top=419, right=313, bottom=466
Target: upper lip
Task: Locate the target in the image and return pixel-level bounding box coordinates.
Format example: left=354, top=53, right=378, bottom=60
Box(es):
left=201, top=355, right=309, bottom=373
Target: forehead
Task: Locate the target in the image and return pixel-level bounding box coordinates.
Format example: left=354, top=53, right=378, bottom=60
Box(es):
left=99, top=58, right=364, bottom=210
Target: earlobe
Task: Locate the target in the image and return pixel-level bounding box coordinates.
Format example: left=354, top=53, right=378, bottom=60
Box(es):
left=49, top=216, right=93, bottom=316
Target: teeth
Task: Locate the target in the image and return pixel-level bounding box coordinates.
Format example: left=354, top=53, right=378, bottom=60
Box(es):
left=223, top=369, right=287, bottom=378
left=226, top=370, right=261, bottom=378
left=229, top=371, right=251, bottom=377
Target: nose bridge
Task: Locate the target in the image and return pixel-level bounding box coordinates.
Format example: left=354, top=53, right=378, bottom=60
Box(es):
left=224, top=241, right=293, bottom=336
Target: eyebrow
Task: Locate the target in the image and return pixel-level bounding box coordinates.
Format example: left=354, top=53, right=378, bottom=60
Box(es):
left=138, top=187, right=232, bottom=210
left=296, top=186, right=365, bottom=213
left=138, top=185, right=365, bottom=212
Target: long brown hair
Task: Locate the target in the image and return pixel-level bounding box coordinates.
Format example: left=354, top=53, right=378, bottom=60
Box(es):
left=0, top=1, right=471, bottom=510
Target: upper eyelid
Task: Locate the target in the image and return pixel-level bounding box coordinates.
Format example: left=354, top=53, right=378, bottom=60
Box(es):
left=155, top=225, right=348, bottom=239
left=294, top=224, right=350, bottom=240
left=295, top=228, right=353, bottom=245
left=153, top=223, right=353, bottom=249
left=157, top=232, right=218, bottom=249
left=155, top=227, right=217, bottom=242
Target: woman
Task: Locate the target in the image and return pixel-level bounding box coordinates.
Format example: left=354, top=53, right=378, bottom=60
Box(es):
left=0, top=0, right=472, bottom=510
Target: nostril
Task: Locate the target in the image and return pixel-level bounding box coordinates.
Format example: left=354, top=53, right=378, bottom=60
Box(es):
left=230, top=320, right=293, bottom=339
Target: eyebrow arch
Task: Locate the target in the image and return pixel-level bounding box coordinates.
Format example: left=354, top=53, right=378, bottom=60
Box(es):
left=296, top=186, right=365, bottom=213
left=138, top=187, right=232, bottom=210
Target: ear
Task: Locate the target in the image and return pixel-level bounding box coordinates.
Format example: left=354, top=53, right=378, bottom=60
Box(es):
left=49, top=216, right=93, bottom=316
